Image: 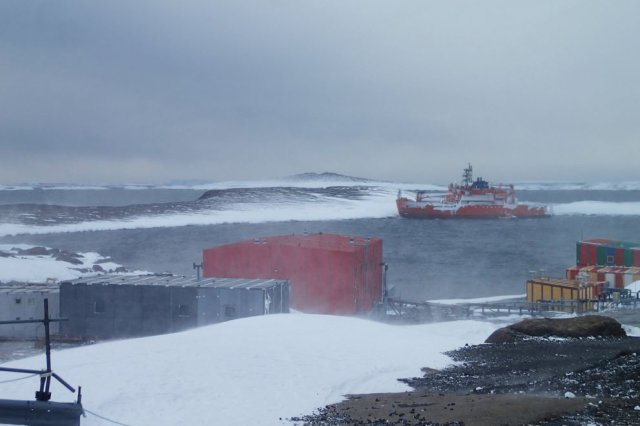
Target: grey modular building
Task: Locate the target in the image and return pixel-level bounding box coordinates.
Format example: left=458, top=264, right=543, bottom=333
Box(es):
left=0, top=282, right=60, bottom=340
left=59, top=274, right=290, bottom=340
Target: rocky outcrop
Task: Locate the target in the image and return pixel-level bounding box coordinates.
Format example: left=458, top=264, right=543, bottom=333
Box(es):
left=53, top=250, right=83, bottom=265
left=303, top=337, right=640, bottom=425
left=16, top=246, right=51, bottom=256
left=485, top=315, right=626, bottom=344
left=13, top=246, right=84, bottom=265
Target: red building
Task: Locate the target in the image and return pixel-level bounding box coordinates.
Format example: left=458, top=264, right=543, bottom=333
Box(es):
left=202, top=233, right=384, bottom=315
left=568, top=239, right=640, bottom=296
left=576, top=239, right=640, bottom=267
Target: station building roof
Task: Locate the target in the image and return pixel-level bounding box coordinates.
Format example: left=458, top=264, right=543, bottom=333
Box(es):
left=63, top=274, right=286, bottom=290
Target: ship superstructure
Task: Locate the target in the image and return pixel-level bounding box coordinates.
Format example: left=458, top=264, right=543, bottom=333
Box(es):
left=396, top=164, right=550, bottom=219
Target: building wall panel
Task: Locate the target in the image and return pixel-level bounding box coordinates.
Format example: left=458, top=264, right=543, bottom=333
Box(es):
left=527, top=279, right=585, bottom=303
left=60, top=277, right=289, bottom=340
left=0, top=290, right=59, bottom=339
left=197, top=287, right=221, bottom=326
left=202, top=234, right=383, bottom=315
left=587, top=244, right=598, bottom=265
left=60, top=283, right=87, bottom=338
left=170, top=287, right=198, bottom=333
left=113, top=286, right=144, bottom=338
left=141, top=286, right=171, bottom=337
left=624, top=249, right=635, bottom=267
left=84, top=285, right=117, bottom=339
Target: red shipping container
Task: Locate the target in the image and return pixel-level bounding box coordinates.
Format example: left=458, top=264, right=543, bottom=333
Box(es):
left=202, top=233, right=383, bottom=315
left=634, top=249, right=640, bottom=267
left=614, top=248, right=625, bottom=266
left=587, top=244, right=598, bottom=265
left=585, top=238, right=613, bottom=245
left=615, top=273, right=624, bottom=288
left=578, top=244, right=588, bottom=266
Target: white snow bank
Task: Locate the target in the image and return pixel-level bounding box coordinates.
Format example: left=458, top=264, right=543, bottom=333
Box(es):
left=427, top=294, right=526, bottom=305
left=0, top=192, right=400, bottom=237
left=0, top=245, right=146, bottom=282
left=0, top=314, right=500, bottom=426
left=623, top=325, right=640, bottom=337
left=625, top=280, right=640, bottom=294
left=552, top=201, right=640, bottom=216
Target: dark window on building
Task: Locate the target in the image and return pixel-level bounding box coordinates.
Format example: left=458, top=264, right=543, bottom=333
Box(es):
left=94, top=299, right=106, bottom=314
left=177, top=304, right=190, bottom=317
left=15, top=298, right=21, bottom=304
left=224, top=305, right=236, bottom=318
left=607, top=255, right=615, bottom=264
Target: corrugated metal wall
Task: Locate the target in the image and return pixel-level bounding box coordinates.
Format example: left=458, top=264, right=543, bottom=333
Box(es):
left=576, top=239, right=640, bottom=267
left=0, top=290, right=59, bottom=339
left=202, top=234, right=383, bottom=315
left=526, top=279, right=594, bottom=303
left=60, top=281, right=288, bottom=340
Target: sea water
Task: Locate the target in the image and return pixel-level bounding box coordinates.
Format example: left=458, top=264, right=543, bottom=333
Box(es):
left=0, top=180, right=639, bottom=301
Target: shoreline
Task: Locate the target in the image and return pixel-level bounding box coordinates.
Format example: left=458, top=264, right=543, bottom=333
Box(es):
left=296, top=325, right=640, bottom=425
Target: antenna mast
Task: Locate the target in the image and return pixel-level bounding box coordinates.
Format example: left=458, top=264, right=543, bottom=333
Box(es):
left=462, top=163, right=473, bottom=186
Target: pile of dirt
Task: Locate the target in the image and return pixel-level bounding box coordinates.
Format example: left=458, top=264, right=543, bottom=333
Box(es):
left=294, top=316, right=640, bottom=425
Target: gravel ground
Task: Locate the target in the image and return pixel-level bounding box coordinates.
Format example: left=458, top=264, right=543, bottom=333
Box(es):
left=293, top=337, right=640, bottom=425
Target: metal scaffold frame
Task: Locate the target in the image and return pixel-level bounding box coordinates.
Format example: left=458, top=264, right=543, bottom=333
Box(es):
left=0, top=298, right=84, bottom=426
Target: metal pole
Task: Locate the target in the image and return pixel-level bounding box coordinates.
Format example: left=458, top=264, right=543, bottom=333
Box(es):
left=193, top=262, right=203, bottom=281
left=38, top=299, right=52, bottom=401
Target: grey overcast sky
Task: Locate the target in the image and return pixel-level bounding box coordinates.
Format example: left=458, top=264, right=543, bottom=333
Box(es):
left=1, top=1, right=639, bottom=185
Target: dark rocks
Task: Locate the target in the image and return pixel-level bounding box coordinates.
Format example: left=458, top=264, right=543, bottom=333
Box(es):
left=299, top=336, right=640, bottom=425
left=16, top=246, right=51, bottom=256
left=485, top=315, right=626, bottom=343
left=12, top=246, right=85, bottom=265
left=53, top=250, right=83, bottom=265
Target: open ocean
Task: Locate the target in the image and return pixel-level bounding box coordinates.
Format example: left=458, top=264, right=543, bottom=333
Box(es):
left=1, top=177, right=640, bottom=301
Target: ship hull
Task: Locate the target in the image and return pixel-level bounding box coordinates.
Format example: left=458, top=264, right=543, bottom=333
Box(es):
left=396, top=198, right=550, bottom=219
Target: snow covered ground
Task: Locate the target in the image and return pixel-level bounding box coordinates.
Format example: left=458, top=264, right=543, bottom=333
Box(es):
left=0, top=313, right=500, bottom=426
left=0, top=244, right=148, bottom=282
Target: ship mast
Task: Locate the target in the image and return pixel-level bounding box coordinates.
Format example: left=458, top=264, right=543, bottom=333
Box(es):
left=462, top=163, right=473, bottom=187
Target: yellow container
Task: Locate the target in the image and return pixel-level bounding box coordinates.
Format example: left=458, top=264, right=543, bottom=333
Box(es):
left=526, top=278, right=595, bottom=312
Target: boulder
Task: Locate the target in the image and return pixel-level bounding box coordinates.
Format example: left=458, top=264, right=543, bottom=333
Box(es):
left=483, top=327, right=526, bottom=344
left=485, top=315, right=626, bottom=343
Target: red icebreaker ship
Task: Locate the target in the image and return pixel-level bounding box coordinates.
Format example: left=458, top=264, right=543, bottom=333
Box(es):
left=396, top=164, right=550, bottom=219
